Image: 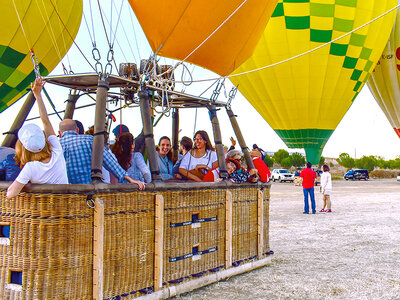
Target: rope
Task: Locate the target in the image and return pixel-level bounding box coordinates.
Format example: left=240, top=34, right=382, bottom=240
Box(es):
left=112, top=1, right=124, bottom=47
left=129, top=8, right=142, bottom=63
left=89, top=0, right=97, bottom=45
left=11, top=0, right=32, bottom=51
left=48, top=0, right=96, bottom=72
left=174, top=3, right=400, bottom=84
left=42, top=87, right=63, bottom=121
left=153, top=1, right=192, bottom=57
left=154, top=0, right=248, bottom=80
left=36, top=0, right=63, bottom=62
left=83, top=9, right=96, bottom=47
left=96, top=0, right=119, bottom=75
left=113, top=1, right=136, bottom=63
left=192, top=108, right=198, bottom=137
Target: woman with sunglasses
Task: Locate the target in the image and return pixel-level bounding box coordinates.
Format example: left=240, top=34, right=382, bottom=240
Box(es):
left=179, top=130, right=218, bottom=182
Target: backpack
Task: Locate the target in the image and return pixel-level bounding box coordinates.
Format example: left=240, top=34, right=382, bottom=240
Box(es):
left=3, top=154, right=21, bottom=181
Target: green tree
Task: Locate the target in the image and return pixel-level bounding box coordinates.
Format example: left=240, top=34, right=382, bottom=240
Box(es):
left=337, top=153, right=355, bottom=169
left=388, top=158, right=400, bottom=169
left=375, top=156, right=389, bottom=169
left=263, top=155, right=274, bottom=168
left=281, top=157, right=292, bottom=169
left=273, top=149, right=289, bottom=165
left=291, top=152, right=306, bottom=168
left=355, top=155, right=376, bottom=172
left=319, top=156, right=325, bottom=168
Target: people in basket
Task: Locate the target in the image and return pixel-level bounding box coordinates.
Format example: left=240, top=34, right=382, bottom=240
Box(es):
left=156, top=136, right=174, bottom=180
left=6, top=85, right=272, bottom=189
left=7, top=78, right=68, bottom=199
left=172, top=136, right=193, bottom=179
left=319, top=164, right=332, bottom=213
left=249, top=147, right=271, bottom=183
left=111, top=132, right=150, bottom=184
left=59, top=119, right=144, bottom=189
left=178, top=130, right=218, bottom=182
left=203, top=158, right=241, bottom=182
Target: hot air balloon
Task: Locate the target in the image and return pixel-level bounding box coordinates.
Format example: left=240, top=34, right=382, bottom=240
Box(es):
left=231, top=0, right=397, bottom=164
left=368, top=7, right=400, bottom=139
left=128, top=0, right=279, bottom=76
left=0, top=0, right=82, bottom=113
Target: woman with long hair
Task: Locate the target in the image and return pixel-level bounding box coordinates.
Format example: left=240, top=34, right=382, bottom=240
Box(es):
left=320, top=164, right=332, bottom=213
left=179, top=130, right=218, bottom=182
left=7, top=78, right=68, bottom=198
left=156, top=136, right=174, bottom=180
left=110, top=132, right=149, bottom=185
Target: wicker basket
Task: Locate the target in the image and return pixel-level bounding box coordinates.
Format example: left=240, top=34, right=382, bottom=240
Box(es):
left=0, top=182, right=270, bottom=299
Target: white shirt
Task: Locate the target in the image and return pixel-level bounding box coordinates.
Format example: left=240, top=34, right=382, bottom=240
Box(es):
left=16, top=135, right=68, bottom=184
left=179, top=149, right=217, bottom=171
left=320, top=171, right=332, bottom=191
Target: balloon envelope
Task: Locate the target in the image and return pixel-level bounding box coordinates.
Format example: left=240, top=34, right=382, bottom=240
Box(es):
left=0, top=0, right=82, bottom=113
left=129, top=0, right=278, bottom=76
left=367, top=8, right=400, bottom=139
left=231, top=0, right=396, bottom=164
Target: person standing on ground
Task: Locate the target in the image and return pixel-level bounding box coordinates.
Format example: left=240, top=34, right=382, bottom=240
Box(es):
left=320, top=164, right=332, bottom=213
left=300, top=162, right=317, bottom=214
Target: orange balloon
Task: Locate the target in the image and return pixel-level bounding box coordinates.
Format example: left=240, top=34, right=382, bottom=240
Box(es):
left=129, top=0, right=278, bottom=76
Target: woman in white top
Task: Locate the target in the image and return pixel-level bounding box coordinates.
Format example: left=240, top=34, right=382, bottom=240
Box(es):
left=7, top=78, right=68, bottom=199
left=319, top=164, right=332, bottom=213
left=179, top=130, right=218, bottom=182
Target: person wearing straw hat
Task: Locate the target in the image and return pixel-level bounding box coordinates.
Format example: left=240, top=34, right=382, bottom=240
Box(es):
left=7, top=78, right=68, bottom=199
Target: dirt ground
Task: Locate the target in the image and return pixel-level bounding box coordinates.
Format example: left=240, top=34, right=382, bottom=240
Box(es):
left=178, top=179, right=400, bottom=299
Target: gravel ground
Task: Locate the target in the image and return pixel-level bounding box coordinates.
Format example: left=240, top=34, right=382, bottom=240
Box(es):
left=177, top=179, right=400, bottom=299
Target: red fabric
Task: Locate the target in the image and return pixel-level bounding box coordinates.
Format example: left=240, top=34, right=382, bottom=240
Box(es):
left=300, top=168, right=316, bottom=188
left=203, top=169, right=218, bottom=182
left=250, top=158, right=270, bottom=182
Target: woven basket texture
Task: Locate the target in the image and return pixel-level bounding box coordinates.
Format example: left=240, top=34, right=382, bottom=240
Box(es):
left=0, top=184, right=269, bottom=299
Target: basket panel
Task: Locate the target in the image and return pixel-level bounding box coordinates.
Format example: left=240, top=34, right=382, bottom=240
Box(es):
left=162, top=189, right=225, bottom=283
left=232, top=188, right=258, bottom=263
left=0, top=192, right=93, bottom=300
left=101, top=192, right=155, bottom=298
left=263, top=189, right=270, bottom=254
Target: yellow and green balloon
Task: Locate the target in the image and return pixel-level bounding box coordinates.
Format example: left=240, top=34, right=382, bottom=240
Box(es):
left=231, top=0, right=397, bottom=164
left=368, top=7, right=400, bottom=139
left=0, top=0, right=82, bottom=113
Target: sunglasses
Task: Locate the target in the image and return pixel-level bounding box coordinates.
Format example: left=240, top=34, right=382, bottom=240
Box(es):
left=194, top=137, right=203, bottom=141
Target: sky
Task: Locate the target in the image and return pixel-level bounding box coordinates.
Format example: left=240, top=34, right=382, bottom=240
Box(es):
left=1, top=0, right=400, bottom=160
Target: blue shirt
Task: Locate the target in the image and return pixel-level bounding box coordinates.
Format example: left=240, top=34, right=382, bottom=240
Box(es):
left=60, top=131, right=126, bottom=184
left=127, top=152, right=151, bottom=183
left=172, top=153, right=183, bottom=175
left=157, top=153, right=173, bottom=180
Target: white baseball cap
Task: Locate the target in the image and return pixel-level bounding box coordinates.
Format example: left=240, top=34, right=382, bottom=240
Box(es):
left=18, top=123, right=46, bottom=153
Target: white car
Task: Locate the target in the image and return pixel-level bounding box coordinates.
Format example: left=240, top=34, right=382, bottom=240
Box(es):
left=271, top=169, right=295, bottom=182
left=397, top=174, right=400, bottom=182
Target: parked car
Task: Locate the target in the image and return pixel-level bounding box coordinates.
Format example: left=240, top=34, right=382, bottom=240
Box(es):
left=271, top=169, right=295, bottom=182
left=344, top=169, right=369, bottom=180
left=397, top=173, right=400, bottom=182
